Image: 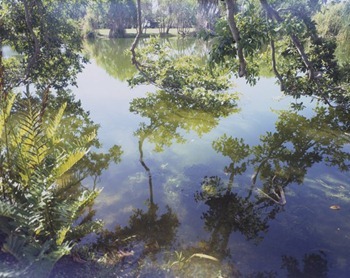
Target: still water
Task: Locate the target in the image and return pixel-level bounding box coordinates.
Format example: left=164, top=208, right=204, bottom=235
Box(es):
left=73, top=38, right=350, bottom=277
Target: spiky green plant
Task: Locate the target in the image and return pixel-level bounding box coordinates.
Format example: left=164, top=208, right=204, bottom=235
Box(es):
left=0, top=93, right=103, bottom=277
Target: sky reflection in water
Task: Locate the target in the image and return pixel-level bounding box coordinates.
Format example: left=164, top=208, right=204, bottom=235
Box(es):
left=72, top=38, right=350, bottom=277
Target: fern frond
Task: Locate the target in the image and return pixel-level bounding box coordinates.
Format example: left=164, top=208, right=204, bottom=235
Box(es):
left=74, top=130, right=97, bottom=148
left=54, top=148, right=88, bottom=178
left=0, top=93, right=16, bottom=135
left=46, top=102, right=67, bottom=140
left=70, top=189, right=101, bottom=221
left=9, top=102, right=49, bottom=185
left=68, top=220, right=103, bottom=242
left=2, top=234, right=27, bottom=263
left=0, top=201, right=29, bottom=223
left=56, top=226, right=70, bottom=246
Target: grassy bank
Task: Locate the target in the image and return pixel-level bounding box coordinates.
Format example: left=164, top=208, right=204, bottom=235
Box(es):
left=96, top=28, right=196, bottom=38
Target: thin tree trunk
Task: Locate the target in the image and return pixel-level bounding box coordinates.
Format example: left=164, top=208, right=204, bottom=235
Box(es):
left=225, top=0, right=246, bottom=77
left=0, top=39, right=5, bottom=100
left=270, top=38, right=284, bottom=90
left=130, top=0, right=142, bottom=69
left=23, top=0, right=41, bottom=78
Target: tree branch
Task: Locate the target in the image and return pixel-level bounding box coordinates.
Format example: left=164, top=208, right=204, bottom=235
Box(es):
left=259, top=0, right=315, bottom=79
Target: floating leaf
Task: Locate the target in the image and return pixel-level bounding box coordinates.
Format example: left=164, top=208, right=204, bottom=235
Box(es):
left=330, top=205, right=341, bottom=210
left=188, top=253, right=219, bottom=262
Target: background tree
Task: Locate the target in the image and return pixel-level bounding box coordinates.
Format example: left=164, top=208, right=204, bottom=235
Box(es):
left=83, top=0, right=110, bottom=38
left=107, top=0, right=137, bottom=38
left=173, top=0, right=198, bottom=35
left=155, top=0, right=176, bottom=34
left=139, top=0, right=154, bottom=32
left=196, top=0, right=222, bottom=35
left=313, top=1, right=350, bottom=63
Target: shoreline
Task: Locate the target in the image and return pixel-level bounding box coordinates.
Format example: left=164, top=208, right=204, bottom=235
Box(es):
left=93, top=28, right=196, bottom=39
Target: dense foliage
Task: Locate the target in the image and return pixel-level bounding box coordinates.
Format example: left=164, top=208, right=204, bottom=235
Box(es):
left=0, top=94, right=103, bottom=277
left=0, top=0, right=349, bottom=276
left=0, top=1, right=122, bottom=276
left=0, top=0, right=88, bottom=91
left=207, top=0, right=350, bottom=108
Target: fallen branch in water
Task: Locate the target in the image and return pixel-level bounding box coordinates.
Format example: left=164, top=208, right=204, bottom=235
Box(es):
left=256, top=185, right=286, bottom=206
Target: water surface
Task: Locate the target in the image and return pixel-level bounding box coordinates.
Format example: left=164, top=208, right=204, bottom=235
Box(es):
left=73, top=38, right=350, bottom=277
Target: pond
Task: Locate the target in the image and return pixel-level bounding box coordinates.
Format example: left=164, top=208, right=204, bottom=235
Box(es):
left=72, top=37, right=350, bottom=277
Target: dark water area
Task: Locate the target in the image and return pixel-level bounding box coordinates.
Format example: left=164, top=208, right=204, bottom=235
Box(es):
left=72, top=38, right=350, bottom=277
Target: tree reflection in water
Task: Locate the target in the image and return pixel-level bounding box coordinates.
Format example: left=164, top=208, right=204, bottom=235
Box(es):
left=281, top=251, right=328, bottom=278
left=91, top=98, right=350, bottom=277
left=86, top=37, right=350, bottom=275
left=191, top=104, right=349, bottom=276
left=250, top=106, right=350, bottom=205
left=83, top=37, right=211, bottom=82
left=93, top=66, right=240, bottom=274
left=194, top=136, right=281, bottom=264
left=84, top=38, right=137, bottom=81
left=94, top=125, right=180, bottom=276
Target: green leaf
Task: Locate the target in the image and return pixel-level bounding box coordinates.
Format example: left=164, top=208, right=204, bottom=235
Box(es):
left=54, top=149, right=88, bottom=178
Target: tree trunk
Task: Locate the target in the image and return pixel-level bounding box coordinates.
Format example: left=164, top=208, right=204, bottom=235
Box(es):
left=0, top=46, right=5, bottom=100
left=23, top=0, right=41, bottom=79
left=136, top=0, right=142, bottom=35
left=109, top=26, right=126, bottom=38
left=0, top=27, right=4, bottom=99
left=131, top=0, right=142, bottom=69
left=225, top=0, right=246, bottom=77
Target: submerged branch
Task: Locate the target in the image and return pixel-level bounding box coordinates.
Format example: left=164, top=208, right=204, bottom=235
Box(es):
left=257, top=185, right=286, bottom=206
left=138, top=138, right=154, bottom=205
